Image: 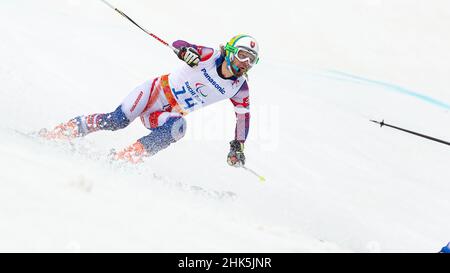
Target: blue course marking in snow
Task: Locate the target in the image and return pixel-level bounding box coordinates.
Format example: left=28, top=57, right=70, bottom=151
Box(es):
left=324, top=70, right=450, bottom=110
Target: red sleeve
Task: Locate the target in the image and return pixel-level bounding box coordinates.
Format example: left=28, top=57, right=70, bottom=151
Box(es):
left=172, top=40, right=214, bottom=61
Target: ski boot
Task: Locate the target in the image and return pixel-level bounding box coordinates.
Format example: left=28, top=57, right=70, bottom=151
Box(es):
left=38, top=118, right=82, bottom=140
left=110, top=141, right=148, bottom=164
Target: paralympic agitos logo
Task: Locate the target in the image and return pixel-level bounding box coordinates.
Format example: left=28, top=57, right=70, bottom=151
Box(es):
left=195, top=83, right=207, bottom=97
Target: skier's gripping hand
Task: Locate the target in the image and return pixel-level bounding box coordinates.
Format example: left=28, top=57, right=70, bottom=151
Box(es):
left=176, top=47, right=200, bottom=67
left=227, top=140, right=245, bottom=167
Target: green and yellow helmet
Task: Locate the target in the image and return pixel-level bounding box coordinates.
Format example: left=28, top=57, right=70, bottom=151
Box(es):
left=225, top=34, right=259, bottom=74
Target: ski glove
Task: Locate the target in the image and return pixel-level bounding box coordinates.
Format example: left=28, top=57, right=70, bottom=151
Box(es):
left=177, top=47, right=200, bottom=67
left=227, top=140, right=245, bottom=167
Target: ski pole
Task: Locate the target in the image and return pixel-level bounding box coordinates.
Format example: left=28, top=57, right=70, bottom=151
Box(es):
left=242, top=166, right=266, bottom=182
left=99, top=0, right=179, bottom=54
left=370, top=119, right=450, bottom=146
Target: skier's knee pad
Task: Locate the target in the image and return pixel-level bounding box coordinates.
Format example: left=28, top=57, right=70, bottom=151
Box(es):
left=101, top=106, right=130, bottom=131
left=138, top=116, right=187, bottom=155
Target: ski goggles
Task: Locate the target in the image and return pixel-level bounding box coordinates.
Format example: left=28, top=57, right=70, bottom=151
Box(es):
left=235, top=48, right=259, bottom=65
left=226, top=44, right=259, bottom=66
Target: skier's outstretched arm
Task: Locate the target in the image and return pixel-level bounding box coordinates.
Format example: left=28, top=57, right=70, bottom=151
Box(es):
left=172, top=40, right=214, bottom=67
left=227, top=82, right=250, bottom=167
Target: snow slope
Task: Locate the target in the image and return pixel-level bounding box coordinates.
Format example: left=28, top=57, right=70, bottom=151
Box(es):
left=0, top=0, right=449, bottom=252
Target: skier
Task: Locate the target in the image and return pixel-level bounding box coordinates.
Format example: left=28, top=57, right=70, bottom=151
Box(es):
left=41, top=34, right=259, bottom=166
